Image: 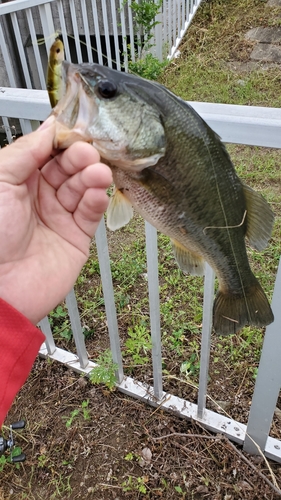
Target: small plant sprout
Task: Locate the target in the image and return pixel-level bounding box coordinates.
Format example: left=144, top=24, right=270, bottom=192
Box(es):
left=121, top=475, right=148, bottom=494
left=62, top=400, right=91, bottom=428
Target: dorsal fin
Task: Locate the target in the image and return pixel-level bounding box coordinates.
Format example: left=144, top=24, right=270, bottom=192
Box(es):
left=243, top=184, right=274, bottom=251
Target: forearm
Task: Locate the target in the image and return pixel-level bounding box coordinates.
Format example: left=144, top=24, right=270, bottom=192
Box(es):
left=0, top=299, right=45, bottom=426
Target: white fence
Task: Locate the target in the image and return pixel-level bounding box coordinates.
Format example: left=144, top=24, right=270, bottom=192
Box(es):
left=1, top=86, right=281, bottom=464
left=1, top=0, right=281, bottom=466
left=0, top=0, right=202, bottom=90
left=0, top=0, right=202, bottom=141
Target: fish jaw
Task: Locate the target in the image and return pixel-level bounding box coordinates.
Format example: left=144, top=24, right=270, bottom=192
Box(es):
left=52, top=63, right=98, bottom=148
left=51, top=62, right=166, bottom=169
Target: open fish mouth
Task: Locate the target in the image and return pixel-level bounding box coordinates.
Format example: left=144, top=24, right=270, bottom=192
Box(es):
left=51, top=62, right=99, bottom=149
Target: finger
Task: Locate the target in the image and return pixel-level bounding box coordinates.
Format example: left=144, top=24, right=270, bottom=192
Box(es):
left=0, top=116, right=56, bottom=184
left=73, top=187, right=110, bottom=238
left=56, top=162, right=112, bottom=213
left=41, top=141, right=101, bottom=190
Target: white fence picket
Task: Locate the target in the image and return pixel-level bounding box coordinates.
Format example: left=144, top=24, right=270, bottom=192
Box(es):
left=90, top=0, right=104, bottom=65
left=26, top=8, right=47, bottom=89
left=145, top=222, right=163, bottom=400
left=81, top=0, right=94, bottom=63
left=127, top=0, right=136, bottom=62
left=197, top=264, right=215, bottom=419
left=244, top=259, right=281, bottom=456
left=56, top=1, right=72, bottom=61
left=101, top=0, right=113, bottom=68
left=66, top=289, right=90, bottom=369
left=10, top=12, right=33, bottom=88
left=69, top=0, right=83, bottom=63
left=39, top=316, right=56, bottom=355
left=95, top=218, right=124, bottom=383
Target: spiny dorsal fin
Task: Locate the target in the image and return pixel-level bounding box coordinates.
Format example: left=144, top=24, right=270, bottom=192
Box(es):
left=171, top=239, right=205, bottom=276
left=107, top=187, right=133, bottom=231
left=243, top=183, right=275, bottom=251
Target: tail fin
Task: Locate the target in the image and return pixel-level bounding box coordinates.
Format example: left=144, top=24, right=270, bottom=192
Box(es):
left=213, top=280, right=274, bottom=335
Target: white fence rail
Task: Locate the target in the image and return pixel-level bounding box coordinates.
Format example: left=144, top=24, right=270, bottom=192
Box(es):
left=0, top=87, right=281, bottom=463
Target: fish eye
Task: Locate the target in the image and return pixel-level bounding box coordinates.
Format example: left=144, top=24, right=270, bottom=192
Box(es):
left=97, top=80, right=117, bottom=99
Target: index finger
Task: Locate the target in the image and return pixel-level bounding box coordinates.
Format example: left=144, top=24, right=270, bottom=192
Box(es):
left=40, top=141, right=101, bottom=190
left=0, top=116, right=56, bottom=185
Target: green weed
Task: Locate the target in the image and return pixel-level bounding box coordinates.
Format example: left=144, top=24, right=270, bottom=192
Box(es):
left=180, top=353, right=200, bottom=379
left=62, top=400, right=91, bottom=428
left=121, top=475, right=147, bottom=494
left=49, top=305, right=72, bottom=340
left=38, top=453, right=50, bottom=468
left=0, top=446, right=23, bottom=471
left=122, top=0, right=168, bottom=79
left=49, top=474, right=72, bottom=498
left=89, top=350, right=118, bottom=390
left=124, top=324, right=152, bottom=365
left=129, top=53, right=168, bottom=80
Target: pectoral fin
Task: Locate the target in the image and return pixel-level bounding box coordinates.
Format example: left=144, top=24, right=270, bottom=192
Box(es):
left=107, top=187, right=134, bottom=231
left=243, top=184, right=274, bottom=251
left=171, top=239, right=205, bottom=276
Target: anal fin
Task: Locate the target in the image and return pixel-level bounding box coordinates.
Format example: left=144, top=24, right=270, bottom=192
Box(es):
left=171, top=239, right=205, bottom=276
left=107, top=187, right=133, bottom=231
left=243, top=183, right=274, bottom=251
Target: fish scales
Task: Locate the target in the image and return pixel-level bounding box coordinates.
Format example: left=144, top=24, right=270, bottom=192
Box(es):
left=111, top=85, right=248, bottom=285
left=50, top=58, right=274, bottom=335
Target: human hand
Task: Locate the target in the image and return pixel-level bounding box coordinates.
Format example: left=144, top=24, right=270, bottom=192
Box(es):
left=0, top=116, right=112, bottom=324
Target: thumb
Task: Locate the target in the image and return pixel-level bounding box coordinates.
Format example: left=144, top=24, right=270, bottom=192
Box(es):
left=0, top=116, right=56, bottom=185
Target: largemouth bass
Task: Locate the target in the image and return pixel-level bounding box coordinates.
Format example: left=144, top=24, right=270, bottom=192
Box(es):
left=51, top=61, right=274, bottom=335
left=46, top=38, right=64, bottom=108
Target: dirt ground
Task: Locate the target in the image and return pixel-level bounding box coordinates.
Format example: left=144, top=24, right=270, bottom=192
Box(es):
left=2, top=358, right=281, bottom=500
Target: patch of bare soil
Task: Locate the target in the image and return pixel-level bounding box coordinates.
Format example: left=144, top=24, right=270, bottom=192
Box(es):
left=2, top=359, right=281, bottom=500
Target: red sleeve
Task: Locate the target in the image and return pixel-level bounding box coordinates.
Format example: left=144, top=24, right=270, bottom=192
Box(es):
left=0, top=299, right=45, bottom=426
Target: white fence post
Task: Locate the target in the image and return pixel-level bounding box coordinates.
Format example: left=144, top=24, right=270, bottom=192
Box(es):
left=66, top=289, right=90, bottom=369
left=197, top=264, right=215, bottom=418
left=145, top=222, right=163, bottom=400
left=244, top=257, right=281, bottom=455
left=39, top=317, right=56, bottom=355
left=95, top=218, right=124, bottom=383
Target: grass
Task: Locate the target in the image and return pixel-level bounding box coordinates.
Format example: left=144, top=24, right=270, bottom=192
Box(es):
left=160, top=0, right=281, bottom=107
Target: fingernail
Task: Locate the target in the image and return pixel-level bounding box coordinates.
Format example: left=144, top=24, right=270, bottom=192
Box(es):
left=38, top=115, right=55, bottom=131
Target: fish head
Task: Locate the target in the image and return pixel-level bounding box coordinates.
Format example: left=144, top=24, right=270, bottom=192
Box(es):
left=49, top=39, right=64, bottom=65
left=52, top=62, right=166, bottom=170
